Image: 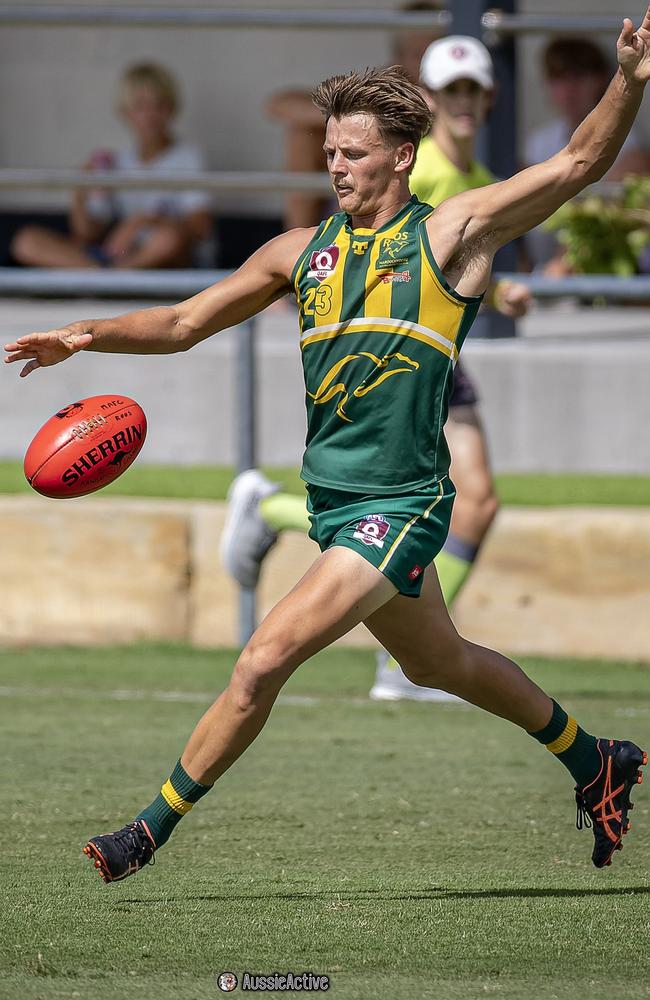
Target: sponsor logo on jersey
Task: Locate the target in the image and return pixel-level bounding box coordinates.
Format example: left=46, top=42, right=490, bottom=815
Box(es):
left=408, top=564, right=423, bottom=581
left=381, top=270, right=411, bottom=283
left=352, top=240, right=369, bottom=255
left=353, top=513, right=391, bottom=548
left=307, top=244, right=340, bottom=281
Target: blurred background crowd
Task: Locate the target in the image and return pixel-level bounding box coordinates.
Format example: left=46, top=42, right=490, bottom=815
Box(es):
left=2, top=0, right=649, bottom=277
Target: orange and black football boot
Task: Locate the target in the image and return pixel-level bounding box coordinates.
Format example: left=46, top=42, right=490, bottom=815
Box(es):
left=575, top=738, right=647, bottom=868
left=83, top=820, right=156, bottom=883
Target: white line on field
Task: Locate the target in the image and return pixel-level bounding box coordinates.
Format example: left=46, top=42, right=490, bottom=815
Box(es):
left=0, top=686, right=644, bottom=713
left=0, top=685, right=368, bottom=707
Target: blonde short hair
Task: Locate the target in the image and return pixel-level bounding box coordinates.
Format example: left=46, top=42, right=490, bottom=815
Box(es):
left=117, top=63, right=180, bottom=113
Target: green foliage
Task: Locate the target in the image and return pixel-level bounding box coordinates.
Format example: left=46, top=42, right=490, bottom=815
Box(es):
left=1, top=645, right=649, bottom=999
left=546, top=176, right=650, bottom=275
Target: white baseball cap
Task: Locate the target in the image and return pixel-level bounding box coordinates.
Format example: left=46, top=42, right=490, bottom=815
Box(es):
left=420, top=35, right=494, bottom=91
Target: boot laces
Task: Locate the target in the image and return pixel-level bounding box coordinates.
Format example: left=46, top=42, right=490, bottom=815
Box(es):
left=114, top=823, right=155, bottom=867
left=575, top=789, right=593, bottom=831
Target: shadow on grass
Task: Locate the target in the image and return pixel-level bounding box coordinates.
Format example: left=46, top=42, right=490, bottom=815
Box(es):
left=116, top=885, right=650, bottom=906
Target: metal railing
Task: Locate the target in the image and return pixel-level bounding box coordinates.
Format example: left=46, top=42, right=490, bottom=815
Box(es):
left=2, top=268, right=650, bottom=302
left=483, top=11, right=625, bottom=36
left=0, top=169, right=333, bottom=196
left=0, top=6, right=450, bottom=30
left=0, top=5, right=626, bottom=35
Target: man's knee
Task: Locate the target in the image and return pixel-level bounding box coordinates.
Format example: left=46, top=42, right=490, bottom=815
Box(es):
left=230, top=635, right=294, bottom=709
left=400, top=635, right=472, bottom=688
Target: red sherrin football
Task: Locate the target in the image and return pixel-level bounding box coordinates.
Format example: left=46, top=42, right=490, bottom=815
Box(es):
left=24, top=394, right=147, bottom=498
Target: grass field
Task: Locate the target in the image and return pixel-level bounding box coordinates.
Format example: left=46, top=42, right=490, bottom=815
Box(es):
left=1, top=459, right=650, bottom=505
left=1, top=644, right=649, bottom=1000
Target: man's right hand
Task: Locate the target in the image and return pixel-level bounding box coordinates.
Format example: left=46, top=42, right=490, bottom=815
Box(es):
left=4, top=324, right=92, bottom=378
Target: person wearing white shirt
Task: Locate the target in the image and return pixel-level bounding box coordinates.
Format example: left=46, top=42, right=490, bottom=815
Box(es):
left=12, top=63, right=212, bottom=269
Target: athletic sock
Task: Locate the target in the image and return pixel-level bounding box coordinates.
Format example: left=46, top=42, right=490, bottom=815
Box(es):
left=259, top=492, right=311, bottom=533
left=136, top=760, right=212, bottom=849
left=529, top=699, right=600, bottom=787
left=434, top=533, right=479, bottom=607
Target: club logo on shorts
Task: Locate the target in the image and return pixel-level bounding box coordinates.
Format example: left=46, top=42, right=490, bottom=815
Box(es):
left=307, top=244, right=340, bottom=281
left=408, top=564, right=423, bottom=581
left=353, top=514, right=391, bottom=549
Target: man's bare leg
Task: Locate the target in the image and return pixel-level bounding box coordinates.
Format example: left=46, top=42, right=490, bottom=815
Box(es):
left=446, top=406, right=499, bottom=549
left=366, top=563, right=551, bottom=730
left=181, top=546, right=396, bottom=784
left=10, top=226, right=100, bottom=268
left=373, top=406, right=500, bottom=702
left=115, top=221, right=191, bottom=269
left=84, top=546, right=397, bottom=880
left=364, top=565, right=647, bottom=867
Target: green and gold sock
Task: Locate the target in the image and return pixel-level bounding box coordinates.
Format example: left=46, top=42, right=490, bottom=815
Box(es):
left=136, top=760, right=212, bottom=848
left=529, top=700, right=600, bottom=787
left=434, top=534, right=479, bottom=607
left=259, top=492, right=311, bottom=534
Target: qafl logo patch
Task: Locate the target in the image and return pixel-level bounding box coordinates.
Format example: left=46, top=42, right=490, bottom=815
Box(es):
left=353, top=514, right=391, bottom=549
left=307, top=244, right=340, bottom=282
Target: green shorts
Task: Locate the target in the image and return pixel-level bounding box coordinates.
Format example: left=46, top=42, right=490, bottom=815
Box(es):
left=306, top=479, right=455, bottom=597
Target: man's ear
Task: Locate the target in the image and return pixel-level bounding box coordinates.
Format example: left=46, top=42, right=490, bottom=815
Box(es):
left=395, top=141, right=415, bottom=174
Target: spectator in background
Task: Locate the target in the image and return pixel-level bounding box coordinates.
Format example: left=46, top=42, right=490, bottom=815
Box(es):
left=266, top=0, right=446, bottom=230
left=524, top=37, right=650, bottom=272
left=11, top=63, right=212, bottom=269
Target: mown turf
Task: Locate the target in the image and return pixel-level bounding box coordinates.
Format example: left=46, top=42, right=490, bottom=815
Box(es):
left=1, top=645, right=649, bottom=999
left=1, top=459, right=649, bottom=506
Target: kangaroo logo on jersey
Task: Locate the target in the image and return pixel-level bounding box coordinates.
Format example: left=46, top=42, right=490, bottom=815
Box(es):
left=307, top=351, right=419, bottom=423
left=353, top=514, right=391, bottom=549
left=377, top=231, right=410, bottom=269
left=307, top=244, right=340, bottom=281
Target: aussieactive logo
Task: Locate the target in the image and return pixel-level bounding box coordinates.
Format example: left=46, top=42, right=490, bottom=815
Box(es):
left=307, top=244, right=340, bottom=281
left=353, top=514, right=391, bottom=549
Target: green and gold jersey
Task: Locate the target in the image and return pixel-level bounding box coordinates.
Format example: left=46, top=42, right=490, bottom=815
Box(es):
left=291, top=195, right=483, bottom=494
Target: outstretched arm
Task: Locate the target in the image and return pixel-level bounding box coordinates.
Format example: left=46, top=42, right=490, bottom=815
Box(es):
left=435, top=9, right=650, bottom=255
left=4, top=228, right=314, bottom=377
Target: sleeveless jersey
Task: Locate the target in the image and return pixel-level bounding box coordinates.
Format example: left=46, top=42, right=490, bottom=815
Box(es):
left=291, top=195, right=483, bottom=494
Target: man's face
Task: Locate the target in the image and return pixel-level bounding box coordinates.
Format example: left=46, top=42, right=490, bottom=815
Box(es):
left=546, top=71, right=606, bottom=123
left=324, top=114, right=413, bottom=216
left=430, top=78, right=491, bottom=139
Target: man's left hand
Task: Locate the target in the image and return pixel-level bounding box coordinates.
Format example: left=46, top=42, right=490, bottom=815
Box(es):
left=617, top=6, right=650, bottom=83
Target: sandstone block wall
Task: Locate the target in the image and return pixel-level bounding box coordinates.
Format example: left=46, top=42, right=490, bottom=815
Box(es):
left=1, top=496, right=649, bottom=661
